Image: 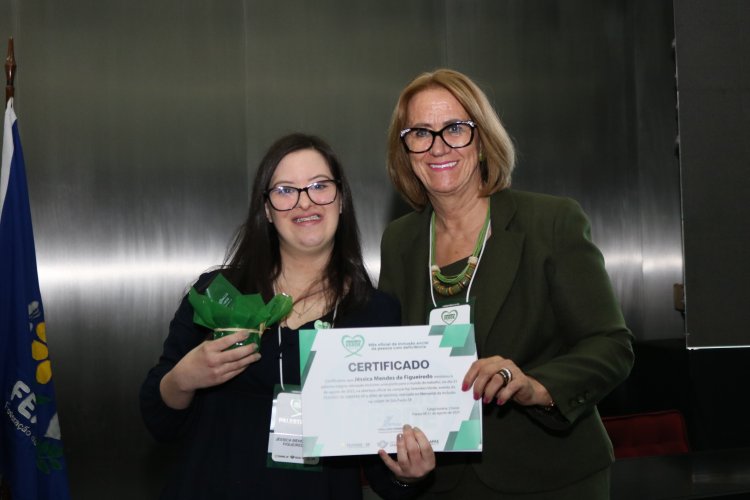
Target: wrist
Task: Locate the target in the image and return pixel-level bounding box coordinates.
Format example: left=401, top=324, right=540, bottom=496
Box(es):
left=527, top=375, right=552, bottom=407
left=160, top=371, right=195, bottom=410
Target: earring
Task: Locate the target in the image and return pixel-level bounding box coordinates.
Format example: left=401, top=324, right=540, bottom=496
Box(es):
left=479, top=150, right=485, bottom=162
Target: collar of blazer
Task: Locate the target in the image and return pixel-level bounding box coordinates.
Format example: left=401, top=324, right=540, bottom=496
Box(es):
left=394, top=189, right=525, bottom=351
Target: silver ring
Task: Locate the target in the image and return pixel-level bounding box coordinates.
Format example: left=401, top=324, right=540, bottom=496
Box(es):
left=498, top=368, right=512, bottom=386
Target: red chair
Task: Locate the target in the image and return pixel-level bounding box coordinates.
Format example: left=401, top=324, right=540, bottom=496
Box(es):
left=602, top=409, right=690, bottom=459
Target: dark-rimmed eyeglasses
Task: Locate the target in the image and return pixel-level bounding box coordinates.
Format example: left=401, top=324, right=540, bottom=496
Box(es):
left=264, top=179, right=341, bottom=211
left=399, top=120, right=477, bottom=154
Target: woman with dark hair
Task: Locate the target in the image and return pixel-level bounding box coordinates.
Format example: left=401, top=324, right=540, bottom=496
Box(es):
left=222, top=133, right=371, bottom=315
left=379, top=69, right=634, bottom=498
left=141, top=133, right=434, bottom=499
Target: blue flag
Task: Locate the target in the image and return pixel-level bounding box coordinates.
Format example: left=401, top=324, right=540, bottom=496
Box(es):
left=1, top=98, right=71, bottom=500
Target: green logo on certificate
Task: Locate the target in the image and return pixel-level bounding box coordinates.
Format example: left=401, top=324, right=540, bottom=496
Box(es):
left=341, top=335, right=364, bottom=357
left=441, top=310, right=458, bottom=324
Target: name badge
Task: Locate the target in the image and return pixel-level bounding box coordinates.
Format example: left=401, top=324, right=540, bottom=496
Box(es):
left=429, top=303, right=471, bottom=326
left=268, top=392, right=319, bottom=465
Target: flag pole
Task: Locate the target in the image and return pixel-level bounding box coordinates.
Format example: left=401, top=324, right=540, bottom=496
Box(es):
left=5, top=37, right=15, bottom=104
left=0, top=35, right=13, bottom=500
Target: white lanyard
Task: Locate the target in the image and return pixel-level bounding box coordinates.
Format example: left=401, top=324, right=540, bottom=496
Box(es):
left=428, top=215, right=491, bottom=308
left=277, top=302, right=338, bottom=391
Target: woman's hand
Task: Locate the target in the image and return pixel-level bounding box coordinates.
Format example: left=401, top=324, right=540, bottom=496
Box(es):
left=160, top=331, right=261, bottom=409
left=462, top=355, right=552, bottom=407
left=378, top=424, right=435, bottom=484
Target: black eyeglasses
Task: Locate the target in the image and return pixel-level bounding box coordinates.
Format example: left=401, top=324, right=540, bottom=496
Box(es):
left=264, top=179, right=341, bottom=211
left=399, top=120, right=477, bottom=154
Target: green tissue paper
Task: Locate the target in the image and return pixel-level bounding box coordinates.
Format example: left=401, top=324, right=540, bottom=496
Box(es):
left=187, top=273, right=293, bottom=350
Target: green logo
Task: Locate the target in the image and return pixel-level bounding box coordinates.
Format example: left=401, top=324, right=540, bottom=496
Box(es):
left=441, top=310, right=458, bottom=325
left=341, top=335, right=365, bottom=357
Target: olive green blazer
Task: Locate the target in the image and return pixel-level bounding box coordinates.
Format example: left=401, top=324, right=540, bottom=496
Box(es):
left=379, top=189, right=634, bottom=494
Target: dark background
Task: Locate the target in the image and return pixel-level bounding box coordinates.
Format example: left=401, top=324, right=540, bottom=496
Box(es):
left=1, top=0, right=748, bottom=497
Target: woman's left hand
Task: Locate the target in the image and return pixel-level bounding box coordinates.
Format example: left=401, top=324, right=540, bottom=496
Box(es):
left=378, top=424, right=435, bottom=483
left=463, top=355, right=551, bottom=407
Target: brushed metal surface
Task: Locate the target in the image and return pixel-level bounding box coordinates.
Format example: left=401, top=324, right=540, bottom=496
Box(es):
left=675, top=0, right=750, bottom=348
left=0, top=1, right=682, bottom=497
left=11, top=2, right=248, bottom=496
left=443, top=1, right=683, bottom=342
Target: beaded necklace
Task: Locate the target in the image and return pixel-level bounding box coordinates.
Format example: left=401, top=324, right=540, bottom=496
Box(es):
left=430, top=204, right=491, bottom=297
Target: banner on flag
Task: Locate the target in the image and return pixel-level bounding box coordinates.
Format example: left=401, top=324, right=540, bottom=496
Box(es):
left=1, top=98, right=71, bottom=499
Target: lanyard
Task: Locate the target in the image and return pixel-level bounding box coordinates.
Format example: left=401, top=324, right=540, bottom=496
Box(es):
left=277, top=302, right=338, bottom=391
left=428, top=215, right=491, bottom=308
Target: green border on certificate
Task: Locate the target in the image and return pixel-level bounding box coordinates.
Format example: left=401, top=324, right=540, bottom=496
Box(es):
left=299, top=324, right=481, bottom=457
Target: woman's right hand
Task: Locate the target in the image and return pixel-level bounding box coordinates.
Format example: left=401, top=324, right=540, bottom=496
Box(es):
left=378, top=424, right=435, bottom=484
left=160, top=331, right=261, bottom=409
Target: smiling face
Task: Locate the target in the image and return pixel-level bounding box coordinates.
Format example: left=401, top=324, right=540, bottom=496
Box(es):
left=405, top=86, right=482, bottom=202
left=265, top=148, right=341, bottom=259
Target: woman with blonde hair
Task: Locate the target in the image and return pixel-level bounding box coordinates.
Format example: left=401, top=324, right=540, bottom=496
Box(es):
left=379, top=69, right=633, bottom=499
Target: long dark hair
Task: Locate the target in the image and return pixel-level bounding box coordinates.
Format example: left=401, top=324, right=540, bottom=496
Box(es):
left=223, top=133, right=372, bottom=316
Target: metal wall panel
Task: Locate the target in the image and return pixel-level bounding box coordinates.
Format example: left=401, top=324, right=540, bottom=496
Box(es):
left=0, top=1, right=681, bottom=497
left=445, top=1, right=644, bottom=332
left=443, top=1, right=683, bottom=342
left=631, top=1, right=685, bottom=346
left=9, top=1, right=248, bottom=496
left=675, top=0, right=750, bottom=348
left=243, top=0, right=448, bottom=276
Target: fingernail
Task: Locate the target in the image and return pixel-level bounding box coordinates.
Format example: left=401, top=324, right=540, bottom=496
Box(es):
left=461, top=382, right=469, bottom=391
left=473, top=392, right=480, bottom=400
left=397, top=433, right=404, bottom=441
left=483, top=396, right=490, bottom=404
left=497, top=399, right=504, bottom=406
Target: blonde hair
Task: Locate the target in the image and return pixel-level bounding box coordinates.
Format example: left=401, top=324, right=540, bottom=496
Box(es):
left=386, top=69, right=516, bottom=210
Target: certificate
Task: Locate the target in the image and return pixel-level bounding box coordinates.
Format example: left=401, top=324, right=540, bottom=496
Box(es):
left=299, top=324, right=482, bottom=457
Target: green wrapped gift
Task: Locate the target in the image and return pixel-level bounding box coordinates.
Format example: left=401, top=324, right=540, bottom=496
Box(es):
left=187, top=273, right=293, bottom=350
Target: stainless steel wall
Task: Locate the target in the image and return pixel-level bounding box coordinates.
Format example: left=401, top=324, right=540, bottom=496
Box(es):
left=674, top=0, right=750, bottom=348
left=1, top=1, right=681, bottom=497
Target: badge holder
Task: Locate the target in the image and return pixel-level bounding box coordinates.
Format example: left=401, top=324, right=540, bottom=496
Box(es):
left=428, top=296, right=476, bottom=326
left=267, top=384, right=321, bottom=470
